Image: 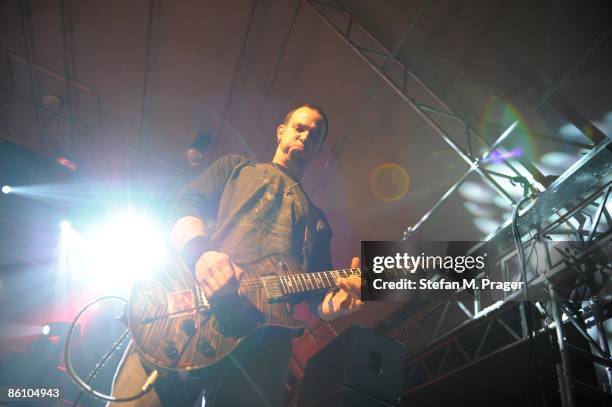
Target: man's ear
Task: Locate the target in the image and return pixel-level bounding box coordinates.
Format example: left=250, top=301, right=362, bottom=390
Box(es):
left=276, top=124, right=285, bottom=144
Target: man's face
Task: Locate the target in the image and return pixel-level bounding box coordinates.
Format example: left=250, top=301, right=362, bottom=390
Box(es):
left=276, top=107, right=326, bottom=167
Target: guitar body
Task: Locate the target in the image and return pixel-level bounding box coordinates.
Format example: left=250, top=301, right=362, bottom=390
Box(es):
left=128, top=253, right=307, bottom=377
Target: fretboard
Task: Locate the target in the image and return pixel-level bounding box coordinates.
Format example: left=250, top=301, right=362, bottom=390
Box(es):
left=277, top=268, right=362, bottom=296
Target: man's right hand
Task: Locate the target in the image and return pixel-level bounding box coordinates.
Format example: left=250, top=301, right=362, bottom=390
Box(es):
left=194, top=251, right=243, bottom=298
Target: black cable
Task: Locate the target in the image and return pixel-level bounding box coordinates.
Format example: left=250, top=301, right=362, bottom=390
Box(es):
left=64, top=296, right=159, bottom=403
left=71, top=327, right=130, bottom=407
left=512, top=192, right=549, bottom=406
left=512, top=194, right=533, bottom=304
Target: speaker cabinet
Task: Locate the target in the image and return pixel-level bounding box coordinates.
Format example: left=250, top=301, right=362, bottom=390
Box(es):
left=299, top=325, right=405, bottom=406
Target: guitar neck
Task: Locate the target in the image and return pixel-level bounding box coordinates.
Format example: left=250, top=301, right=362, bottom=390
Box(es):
left=273, top=268, right=362, bottom=297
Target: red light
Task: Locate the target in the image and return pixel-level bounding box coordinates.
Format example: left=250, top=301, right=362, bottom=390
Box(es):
left=56, top=157, right=77, bottom=171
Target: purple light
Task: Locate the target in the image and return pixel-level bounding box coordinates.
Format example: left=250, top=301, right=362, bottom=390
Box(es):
left=483, top=147, right=523, bottom=164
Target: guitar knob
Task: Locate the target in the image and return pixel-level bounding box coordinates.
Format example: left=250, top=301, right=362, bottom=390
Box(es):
left=164, top=341, right=179, bottom=360
left=197, top=338, right=215, bottom=357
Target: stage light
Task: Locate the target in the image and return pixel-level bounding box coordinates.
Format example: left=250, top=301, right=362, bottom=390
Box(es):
left=0, top=322, right=46, bottom=339
left=2, top=185, right=12, bottom=194
left=88, top=211, right=166, bottom=285
left=60, top=220, right=72, bottom=232
left=40, top=321, right=79, bottom=338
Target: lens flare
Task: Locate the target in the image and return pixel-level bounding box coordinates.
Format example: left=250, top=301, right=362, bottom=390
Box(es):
left=480, top=98, right=537, bottom=162
left=369, top=163, right=410, bottom=202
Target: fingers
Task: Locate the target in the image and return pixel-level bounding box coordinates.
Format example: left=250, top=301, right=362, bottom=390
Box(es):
left=334, top=289, right=364, bottom=313
left=198, top=262, right=214, bottom=298
left=350, top=256, right=360, bottom=269
left=338, top=275, right=361, bottom=298
left=195, top=251, right=238, bottom=298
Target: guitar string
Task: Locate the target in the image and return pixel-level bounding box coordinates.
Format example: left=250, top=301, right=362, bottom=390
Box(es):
left=236, top=267, right=362, bottom=287
left=227, top=268, right=363, bottom=293
left=193, top=266, right=408, bottom=293
left=191, top=268, right=363, bottom=293
left=235, top=266, right=413, bottom=292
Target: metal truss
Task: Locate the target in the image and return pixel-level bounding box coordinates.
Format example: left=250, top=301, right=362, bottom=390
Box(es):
left=5, top=1, right=189, bottom=178
left=372, top=140, right=611, bottom=404
left=402, top=301, right=534, bottom=394
left=305, top=0, right=611, bottom=239
left=304, top=0, right=539, bottom=207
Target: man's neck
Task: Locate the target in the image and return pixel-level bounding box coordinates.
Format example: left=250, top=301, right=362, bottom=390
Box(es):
left=272, top=155, right=304, bottom=180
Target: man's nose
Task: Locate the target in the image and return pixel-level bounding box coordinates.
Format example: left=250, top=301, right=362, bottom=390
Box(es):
left=299, top=132, right=310, bottom=142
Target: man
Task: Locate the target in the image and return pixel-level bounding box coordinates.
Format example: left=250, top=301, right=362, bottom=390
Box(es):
left=109, top=104, right=363, bottom=406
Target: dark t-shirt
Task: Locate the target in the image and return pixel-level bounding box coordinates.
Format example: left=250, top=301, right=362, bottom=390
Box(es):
left=174, top=154, right=333, bottom=274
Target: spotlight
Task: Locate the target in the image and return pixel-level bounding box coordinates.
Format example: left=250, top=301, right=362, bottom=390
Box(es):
left=40, top=321, right=77, bottom=338
left=60, top=220, right=72, bottom=232
left=89, top=211, right=166, bottom=284
left=2, top=185, right=12, bottom=194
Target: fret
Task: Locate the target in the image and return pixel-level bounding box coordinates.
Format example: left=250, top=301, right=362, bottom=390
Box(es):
left=271, top=268, right=366, bottom=293
left=330, top=270, right=340, bottom=285
left=323, top=271, right=332, bottom=287
left=298, top=274, right=306, bottom=291
left=279, top=275, right=287, bottom=295
left=291, top=275, right=299, bottom=293
left=301, top=274, right=308, bottom=291
left=291, top=274, right=300, bottom=292
left=315, top=272, right=325, bottom=288
left=297, top=274, right=305, bottom=291
left=306, top=274, right=315, bottom=290
left=310, top=273, right=318, bottom=289
left=285, top=275, right=294, bottom=294
left=315, top=273, right=323, bottom=289
left=288, top=275, right=295, bottom=293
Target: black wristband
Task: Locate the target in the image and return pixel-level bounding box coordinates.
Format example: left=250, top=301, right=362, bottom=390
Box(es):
left=181, top=236, right=216, bottom=273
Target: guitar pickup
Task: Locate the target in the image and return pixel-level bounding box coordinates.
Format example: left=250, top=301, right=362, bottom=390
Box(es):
left=261, top=275, right=285, bottom=302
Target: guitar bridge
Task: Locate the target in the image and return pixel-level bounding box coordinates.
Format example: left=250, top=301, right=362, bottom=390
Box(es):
left=195, top=285, right=210, bottom=309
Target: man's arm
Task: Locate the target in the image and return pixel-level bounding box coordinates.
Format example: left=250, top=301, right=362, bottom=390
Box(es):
left=171, top=155, right=248, bottom=298
left=170, top=216, right=207, bottom=250
left=171, top=216, right=242, bottom=299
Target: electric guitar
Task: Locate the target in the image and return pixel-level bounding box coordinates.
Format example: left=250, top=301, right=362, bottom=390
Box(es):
left=128, top=253, right=361, bottom=376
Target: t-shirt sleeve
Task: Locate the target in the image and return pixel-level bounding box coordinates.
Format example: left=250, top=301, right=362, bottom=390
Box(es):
left=171, top=154, right=249, bottom=221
